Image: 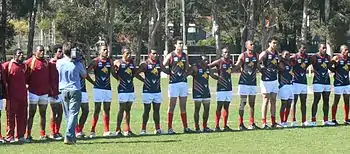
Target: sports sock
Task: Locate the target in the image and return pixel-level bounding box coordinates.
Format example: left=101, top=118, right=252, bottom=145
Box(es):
left=311, top=117, right=316, bottom=122
left=50, top=119, right=55, bottom=135
left=91, top=115, right=99, bottom=132
left=271, top=116, right=276, bottom=125
left=239, top=116, right=243, bottom=125
left=223, top=109, right=229, bottom=127
left=141, top=124, right=146, bottom=130
left=249, top=117, right=254, bottom=125
left=168, top=112, right=173, bottom=129
left=344, top=104, right=349, bottom=121
left=332, top=105, right=337, bottom=121
left=215, top=111, right=221, bottom=128
left=103, top=114, right=110, bottom=132
left=284, top=108, right=290, bottom=123
left=180, top=112, right=188, bottom=128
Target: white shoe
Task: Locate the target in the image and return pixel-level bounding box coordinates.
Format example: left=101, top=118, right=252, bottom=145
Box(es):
left=155, top=129, right=162, bottom=135
left=168, top=128, right=176, bottom=134
left=302, top=121, right=311, bottom=127
left=140, top=130, right=147, bottom=135
left=0, top=138, right=4, bottom=144
left=290, top=121, right=297, bottom=127
left=309, top=121, right=317, bottom=127
left=103, top=131, right=112, bottom=137
left=323, top=121, right=335, bottom=126
left=282, top=122, right=289, bottom=128
left=89, top=132, right=96, bottom=138
left=76, top=132, right=86, bottom=138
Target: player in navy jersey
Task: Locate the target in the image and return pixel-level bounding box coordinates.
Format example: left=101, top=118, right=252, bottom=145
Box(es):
left=331, top=45, right=350, bottom=125
left=163, top=37, right=194, bottom=134
left=190, top=56, right=217, bottom=133
left=136, top=49, right=168, bottom=135
left=86, top=45, right=114, bottom=137
left=310, top=44, right=335, bottom=126
left=208, top=47, right=234, bottom=132
left=234, top=40, right=260, bottom=130
left=258, top=37, right=279, bottom=129
left=114, top=47, right=137, bottom=136
left=290, top=44, right=311, bottom=127
left=277, top=51, right=294, bottom=127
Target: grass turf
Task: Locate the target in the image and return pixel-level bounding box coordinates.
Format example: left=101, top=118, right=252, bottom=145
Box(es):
left=0, top=74, right=349, bottom=154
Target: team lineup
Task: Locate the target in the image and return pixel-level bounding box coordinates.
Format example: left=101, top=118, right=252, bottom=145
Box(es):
left=0, top=36, right=349, bottom=144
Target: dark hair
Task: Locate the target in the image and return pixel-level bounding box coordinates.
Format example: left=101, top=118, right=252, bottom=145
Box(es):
left=268, top=37, right=278, bottom=43
left=63, top=42, right=74, bottom=56
left=297, top=43, right=307, bottom=49
left=172, top=36, right=183, bottom=45
left=318, top=43, right=326, bottom=49
left=121, top=46, right=130, bottom=54
left=12, top=48, right=22, bottom=55
left=148, top=49, right=158, bottom=54
left=52, top=44, right=62, bottom=53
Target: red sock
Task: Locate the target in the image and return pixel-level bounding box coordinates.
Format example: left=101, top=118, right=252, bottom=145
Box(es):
left=280, top=110, right=284, bottom=123
left=215, top=111, right=221, bottom=128
left=239, top=116, right=243, bottom=125
left=292, top=110, right=296, bottom=122
left=75, top=124, right=80, bottom=133
left=271, top=116, right=276, bottom=125
left=180, top=112, right=188, bottom=128
left=55, top=121, right=60, bottom=134
left=311, top=117, right=316, bottom=122
left=302, top=114, right=306, bottom=123
left=125, top=123, right=131, bottom=132
left=344, top=104, right=349, bottom=121
left=202, top=122, right=207, bottom=128
left=332, top=105, right=337, bottom=121
left=324, top=116, right=328, bottom=122
left=155, top=124, right=160, bottom=130
left=40, top=130, right=45, bottom=136
left=262, top=118, right=266, bottom=125
left=103, top=114, right=110, bottom=132
left=91, top=115, right=99, bottom=132
left=26, top=130, right=31, bottom=137
left=292, top=117, right=296, bottom=122
left=284, top=109, right=290, bottom=122
left=195, top=124, right=199, bottom=130
left=168, top=112, right=173, bottom=129
left=223, top=109, right=229, bottom=127
left=50, top=119, right=55, bottom=135
left=141, top=124, right=146, bottom=130
left=249, top=117, right=254, bottom=125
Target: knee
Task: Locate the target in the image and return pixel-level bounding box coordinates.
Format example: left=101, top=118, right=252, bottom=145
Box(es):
left=239, top=102, right=246, bottom=111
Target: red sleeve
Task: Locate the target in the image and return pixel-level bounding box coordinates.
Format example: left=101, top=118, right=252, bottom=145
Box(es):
left=2, top=62, right=9, bottom=99
left=48, top=60, right=58, bottom=96
left=312, top=55, right=317, bottom=65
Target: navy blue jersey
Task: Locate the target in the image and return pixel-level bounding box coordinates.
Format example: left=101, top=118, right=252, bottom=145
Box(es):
left=333, top=55, right=350, bottom=86
left=278, top=60, right=293, bottom=88
left=292, top=53, right=310, bottom=84
left=217, top=59, right=232, bottom=91
left=192, top=64, right=210, bottom=99
left=81, top=77, right=87, bottom=92
left=93, top=58, right=112, bottom=90
left=169, top=52, right=187, bottom=84
left=117, top=60, right=135, bottom=93
left=143, top=59, right=161, bottom=93
left=312, top=54, right=330, bottom=85
left=238, top=52, right=258, bottom=86
left=261, top=51, right=279, bottom=81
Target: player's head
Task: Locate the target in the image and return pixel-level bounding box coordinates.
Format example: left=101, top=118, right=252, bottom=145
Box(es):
left=298, top=43, right=307, bottom=54
left=148, top=49, right=159, bottom=61
left=281, top=50, right=290, bottom=60
left=173, top=36, right=183, bottom=51
left=200, top=55, right=209, bottom=67
left=318, top=43, right=327, bottom=55
left=221, top=47, right=230, bottom=59
left=245, top=40, right=254, bottom=51
left=121, top=46, right=131, bottom=60
left=268, top=37, right=278, bottom=51
left=35, top=45, right=45, bottom=59
left=13, top=48, right=24, bottom=62
left=340, top=45, right=348, bottom=56
left=99, top=45, right=109, bottom=58
left=62, top=42, right=74, bottom=57
left=52, top=44, right=63, bottom=59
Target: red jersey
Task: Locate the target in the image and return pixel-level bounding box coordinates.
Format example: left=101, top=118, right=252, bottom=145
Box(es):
left=48, top=58, right=59, bottom=97
left=25, top=57, right=50, bottom=95
left=2, top=60, right=28, bottom=102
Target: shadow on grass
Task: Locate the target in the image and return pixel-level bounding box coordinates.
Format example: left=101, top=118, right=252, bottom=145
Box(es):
left=78, top=139, right=181, bottom=145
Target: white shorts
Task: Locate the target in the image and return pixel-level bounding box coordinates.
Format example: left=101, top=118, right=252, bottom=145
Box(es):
left=142, top=93, right=162, bottom=104
left=313, top=84, right=331, bottom=93
left=238, top=85, right=257, bottom=95
left=118, top=93, right=136, bottom=103
left=28, top=92, right=49, bottom=105
left=193, top=98, right=211, bottom=102
left=81, top=92, right=89, bottom=104
left=216, top=91, right=232, bottom=102
left=93, top=88, right=112, bottom=103
left=278, top=85, right=294, bottom=100
left=0, top=99, right=3, bottom=110
left=48, top=95, right=62, bottom=104
left=168, top=82, right=188, bottom=97
left=334, top=86, right=350, bottom=95
left=293, top=83, right=308, bottom=94
left=260, top=80, right=279, bottom=94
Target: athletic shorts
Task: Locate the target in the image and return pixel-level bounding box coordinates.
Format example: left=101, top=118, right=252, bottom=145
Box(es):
left=334, top=85, right=350, bottom=95
left=28, top=92, right=49, bottom=105
left=48, top=94, right=62, bottom=104
left=81, top=92, right=89, bottom=104
left=118, top=93, right=135, bottom=103
left=260, top=80, right=279, bottom=94
left=193, top=98, right=211, bottom=102
left=238, top=85, right=257, bottom=95
left=168, top=82, right=188, bottom=97
left=278, top=85, right=294, bottom=100
left=0, top=99, right=3, bottom=110
left=142, top=93, right=162, bottom=104
left=216, top=91, right=232, bottom=102
left=93, top=88, right=112, bottom=103
left=293, top=83, right=308, bottom=94
left=313, top=84, right=331, bottom=93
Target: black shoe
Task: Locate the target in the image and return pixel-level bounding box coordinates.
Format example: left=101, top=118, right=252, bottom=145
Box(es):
left=261, top=124, right=271, bottom=130
left=222, top=126, right=233, bottom=132
left=203, top=127, right=214, bottom=133
left=195, top=128, right=201, bottom=133
left=214, top=127, right=221, bottom=132
left=26, top=136, right=33, bottom=143
left=271, top=123, right=283, bottom=128
left=249, top=123, right=261, bottom=130
left=239, top=124, right=248, bottom=131
left=344, top=119, right=350, bottom=125
left=125, top=131, right=136, bottom=137
left=332, top=120, right=339, bottom=125
left=184, top=128, right=196, bottom=134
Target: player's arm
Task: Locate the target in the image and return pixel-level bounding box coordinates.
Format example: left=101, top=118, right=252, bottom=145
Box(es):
left=1, top=63, right=8, bottom=99
left=185, top=54, right=191, bottom=77
left=113, top=60, right=121, bottom=80
left=278, top=60, right=285, bottom=72
left=208, top=59, right=220, bottom=68
left=233, top=53, right=244, bottom=72
left=329, top=56, right=337, bottom=72
left=79, top=62, right=87, bottom=79
left=209, top=67, right=219, bottom=80
left=86, top=60, right=97, bottom=85
left=258, top=51, right=267, bottom=72
left=162, top=53, right=172, bottom=67
left=134, top=62, right=146, bottom=82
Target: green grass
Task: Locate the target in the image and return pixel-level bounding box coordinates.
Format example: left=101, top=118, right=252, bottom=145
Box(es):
left=0, top=74, right=349, bottom=154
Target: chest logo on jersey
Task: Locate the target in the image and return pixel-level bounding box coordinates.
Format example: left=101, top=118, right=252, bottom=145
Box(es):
left=226, top=68, right=232, bottom=74
left=152, top=79, right=157, bottom=83
left=125, top=68, right=132, bottom=75
left=98, top=62, right=103, bottom=67
left=121, top=63, right=126, bottom=68
left=147, top=64, right=153, bottom=69
left=343, top=65, right=349, bottom=71
left=268, top=55, right=273, bottom=60
left=177, top=61, right=184, bottom=68
left=151, top=68, right=158, bottom=75
left=101, top=66, right=109, bottom=74
left=340, top=60, right=345, bottom=65
left=271, top=59, right=277, bottom=65
left=321, top=62, right=327, bottom=69
left=202, top=72, right=209, bottom=79
left=245, top=58, right=250, bottom=63
left=174, top=57, right=179, bottom=62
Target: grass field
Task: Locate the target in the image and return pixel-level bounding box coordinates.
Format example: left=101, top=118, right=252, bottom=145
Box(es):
left=0, top=74, right=349, bottom=154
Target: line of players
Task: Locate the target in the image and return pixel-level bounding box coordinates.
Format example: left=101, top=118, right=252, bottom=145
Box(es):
left=1, top=37, right=349, bottom=143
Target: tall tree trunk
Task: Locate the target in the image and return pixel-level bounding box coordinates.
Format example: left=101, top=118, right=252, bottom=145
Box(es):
left=164, top=0, right=169, bottom=56
left=0, top=0, right=7, bottom=61
left=106, top=0, right=115, bottom=57
left=261, top=0, right=277, bottom=51
left=300, top=0, right=308, bottom=45
left=324, top=0, right=333, bottom=56
left=247, top=0, right=255, bottom=41
left=240, top=26, right=247, bottom=53
left=27, top=0, right=39, bottom=58
left=148, top=0, right=161, bottom=51
left=211, top=1, right=221, bottom=58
